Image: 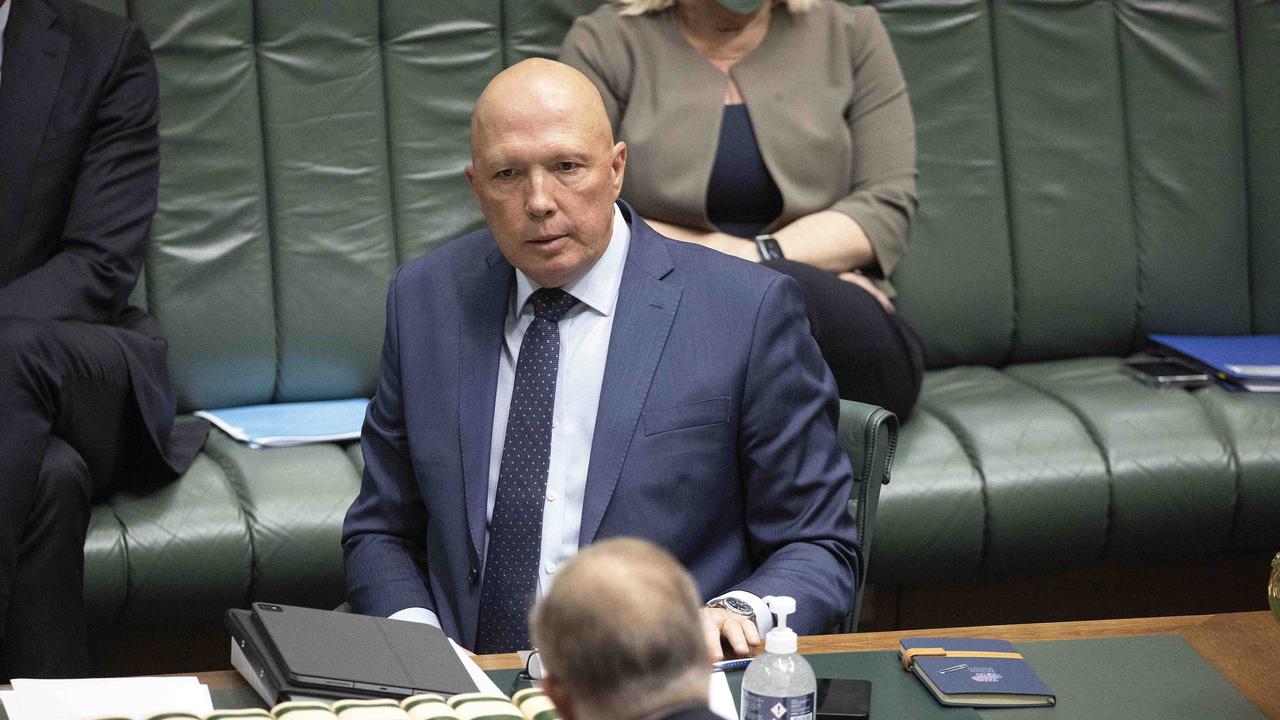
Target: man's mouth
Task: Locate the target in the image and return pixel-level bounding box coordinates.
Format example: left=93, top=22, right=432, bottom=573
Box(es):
left=529, top=234, right=566, bottom=245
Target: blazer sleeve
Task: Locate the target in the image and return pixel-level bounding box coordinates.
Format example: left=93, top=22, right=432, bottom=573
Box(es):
left=0, top=23, right=158, bottom=322
left=827, top=6, right=918, bottom=279
left=559, top=12, right=629, bottom=134
left=730, top=273, right=860, bottom=634
left=342, top=266, right=438, bottom=618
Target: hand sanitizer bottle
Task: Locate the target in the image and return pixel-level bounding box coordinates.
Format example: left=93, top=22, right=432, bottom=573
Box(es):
left=739, top=596, right=816, bottom=720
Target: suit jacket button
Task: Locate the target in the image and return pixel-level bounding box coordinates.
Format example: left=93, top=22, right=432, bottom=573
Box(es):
left=469, top=567, right=480, bottom=585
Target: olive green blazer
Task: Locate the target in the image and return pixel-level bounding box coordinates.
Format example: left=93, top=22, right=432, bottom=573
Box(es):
left=560, top=1, right=917, bottom=286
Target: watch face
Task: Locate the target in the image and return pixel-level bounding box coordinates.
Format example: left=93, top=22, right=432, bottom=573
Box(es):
left=717, top=598, right=754, bottom=616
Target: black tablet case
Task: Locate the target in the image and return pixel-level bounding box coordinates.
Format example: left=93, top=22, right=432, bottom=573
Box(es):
left=228, top=603, right=476, bottom=701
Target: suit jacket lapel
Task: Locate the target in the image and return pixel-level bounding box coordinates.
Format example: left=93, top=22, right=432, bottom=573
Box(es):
left=0, top=0, right=67, bottom=251
left=458, top=243, right=513, bottom=563
left=580, top=209, right=681, bottom=545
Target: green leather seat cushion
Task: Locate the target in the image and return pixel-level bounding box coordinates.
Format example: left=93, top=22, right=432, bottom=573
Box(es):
left=104, top=454, right=252, bottom=629
left=201, top=432, right=361, bottom=609
left=872, top=360, right=1280, bottom=585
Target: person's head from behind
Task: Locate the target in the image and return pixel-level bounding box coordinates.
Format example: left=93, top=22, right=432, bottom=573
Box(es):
left=465, top=58, right=627, bottom=289
left=530, top=538, right=709, bottom=720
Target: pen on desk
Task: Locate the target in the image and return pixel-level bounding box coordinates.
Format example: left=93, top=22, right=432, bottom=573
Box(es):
left=713, top=658, right=753, bottom=672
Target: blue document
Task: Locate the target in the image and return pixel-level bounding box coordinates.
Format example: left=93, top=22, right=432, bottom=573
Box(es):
left=195, top=398, right=370, bottom=448
left=899, top=638, right=1055, bottom=708
left=1149, top=334, right=1280, bottom=380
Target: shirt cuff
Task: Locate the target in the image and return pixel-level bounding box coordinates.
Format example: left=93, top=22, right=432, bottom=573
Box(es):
left=711, top=590, right=773, bottom=637
left=389, top=606, right=442, bottom=628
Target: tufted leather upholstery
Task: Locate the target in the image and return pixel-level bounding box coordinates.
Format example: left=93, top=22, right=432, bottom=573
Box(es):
left=867, top=0, right=1279, bottom=585
left=79, top=0, right=1279, bottom=645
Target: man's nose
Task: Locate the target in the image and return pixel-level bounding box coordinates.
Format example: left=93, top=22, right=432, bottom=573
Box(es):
left=524, top=171, right=556, bottom=219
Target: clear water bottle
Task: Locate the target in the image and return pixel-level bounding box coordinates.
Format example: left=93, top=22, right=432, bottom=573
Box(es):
left=740, top=596, right=816, bottom=720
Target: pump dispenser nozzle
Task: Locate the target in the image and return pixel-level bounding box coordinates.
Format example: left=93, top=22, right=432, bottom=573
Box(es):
left=762, top=595, right=798, bottom=654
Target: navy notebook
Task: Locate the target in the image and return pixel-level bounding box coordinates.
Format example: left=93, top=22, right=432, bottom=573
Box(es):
left=899, top=638, right=1056, bottom=708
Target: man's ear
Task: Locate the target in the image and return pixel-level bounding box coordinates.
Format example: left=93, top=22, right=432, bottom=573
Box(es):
left=464, top=164, right=477, bottom=193
left=610, top=141, right=627, bottom=197
left=541, top=675, right=578, bottom=720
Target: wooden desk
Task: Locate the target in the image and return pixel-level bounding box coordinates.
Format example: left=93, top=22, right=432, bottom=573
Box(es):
left=199, top=611, right=1279, bottom=718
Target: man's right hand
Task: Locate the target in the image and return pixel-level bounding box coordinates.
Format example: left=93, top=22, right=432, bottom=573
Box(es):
left=701, top=606, right=762, bottom=661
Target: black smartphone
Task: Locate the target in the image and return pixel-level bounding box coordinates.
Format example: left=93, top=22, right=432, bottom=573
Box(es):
left=816, top=678, right=871, bottom=720
left=1122, top=357, right=1211, bottom=388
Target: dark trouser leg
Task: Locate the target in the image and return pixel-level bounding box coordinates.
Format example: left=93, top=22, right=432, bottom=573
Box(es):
left=0, top=317, right=133, bottom=680
left=3, top=438, right=93, bottom=679
left=763, top=259, right=924, bottom=421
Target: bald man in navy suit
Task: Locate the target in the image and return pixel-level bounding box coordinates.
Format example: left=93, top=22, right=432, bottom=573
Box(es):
left=343, top=59, right=859, bottom=659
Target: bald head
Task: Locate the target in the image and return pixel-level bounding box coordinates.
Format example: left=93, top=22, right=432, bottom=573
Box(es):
left=530, top=539, right=708, bottom=720
left=464, top=59, right=626, bottom=289
left=471, top=59, right=614, bottom=162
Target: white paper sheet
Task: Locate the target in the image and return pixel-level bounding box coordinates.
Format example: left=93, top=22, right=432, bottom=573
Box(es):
left=710, top=671, right=738, bottom=720
left=449, top=638, right=505, bottom=695
left=4, top=676, right=213, bottom=720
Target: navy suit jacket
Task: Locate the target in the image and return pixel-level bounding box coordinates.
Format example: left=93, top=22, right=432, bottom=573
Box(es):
left=0, top=0, right=202, bottom=476
left=343, top=203, right=858, bottom=646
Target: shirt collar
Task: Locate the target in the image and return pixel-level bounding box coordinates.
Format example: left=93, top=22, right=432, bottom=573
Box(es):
left=514, top=203, right=631, bottom=318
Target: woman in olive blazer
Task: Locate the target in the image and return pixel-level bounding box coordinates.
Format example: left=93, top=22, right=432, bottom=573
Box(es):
left=561, top=0, right=923, bottom=420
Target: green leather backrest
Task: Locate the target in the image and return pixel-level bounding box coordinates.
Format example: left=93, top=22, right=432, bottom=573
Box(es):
left=1241, top=0, right=1280, bottom=335
left=114, top=1, right=1274, bottom=408
left=876, top=0, right=1261, bottom=366
left=127, top=1, right=508, bottom=409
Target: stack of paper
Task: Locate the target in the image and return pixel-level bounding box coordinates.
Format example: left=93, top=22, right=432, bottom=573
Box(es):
left=0, top=676, right=214, bottom=720
left=194, top=399, right=370, bottom=448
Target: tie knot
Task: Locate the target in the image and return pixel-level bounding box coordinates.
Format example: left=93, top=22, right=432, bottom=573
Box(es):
left=529, top=288, right=578, bottom=322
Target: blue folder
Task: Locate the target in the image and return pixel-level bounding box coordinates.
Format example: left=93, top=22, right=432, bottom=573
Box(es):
left=1149, top=335, right=1280, bottom=381
left=195, top=398, right=370, bottom=448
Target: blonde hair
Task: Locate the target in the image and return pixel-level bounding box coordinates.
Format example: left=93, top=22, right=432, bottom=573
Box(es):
left=615, top=0, right=819, bottom=16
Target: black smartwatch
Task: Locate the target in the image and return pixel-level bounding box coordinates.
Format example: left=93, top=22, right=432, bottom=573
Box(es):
left=754, top=233, right=784, bottom=262
left=706, top=596, right=757, bottom=624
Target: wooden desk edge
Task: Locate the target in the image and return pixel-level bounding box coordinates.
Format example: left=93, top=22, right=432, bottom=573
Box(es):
left=189, top=611, right=1276, bottom=718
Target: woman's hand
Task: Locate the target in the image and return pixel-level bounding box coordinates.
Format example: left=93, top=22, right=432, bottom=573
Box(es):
left=839, top=271, right=894, bottom=313
left=774, top=211, right=876, bottom=272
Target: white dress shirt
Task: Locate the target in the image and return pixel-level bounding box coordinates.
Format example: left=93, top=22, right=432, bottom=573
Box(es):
left=0, top=0, right=12, bottom=91
left=393, top=205, right=772, bottom=638
left=486, top=205, right=631, bottom=595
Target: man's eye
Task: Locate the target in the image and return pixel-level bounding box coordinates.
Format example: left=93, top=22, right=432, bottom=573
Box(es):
left=495, top=169, right=515, bottom=179
left=555, top=162, right=579, bottom=172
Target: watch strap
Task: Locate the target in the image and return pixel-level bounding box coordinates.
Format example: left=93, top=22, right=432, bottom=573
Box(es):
left=754, top=234, right=784, bottom=262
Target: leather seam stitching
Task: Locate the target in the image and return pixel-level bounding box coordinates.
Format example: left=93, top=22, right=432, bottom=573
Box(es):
left=377, top=0, right=403, bottom=267
left=1192, top=391, right=1244, bottom=550
left=199, top=440, right=261, bottom=602
left=911, top=398, right=991, bottom=577
left=986, top=0, right=1018, bottom=365
left=1112, top=1, right=1146, bottom=350
left=251, top=0, right=285, bottom=402
left=999, top=369, right=1115, bottom=558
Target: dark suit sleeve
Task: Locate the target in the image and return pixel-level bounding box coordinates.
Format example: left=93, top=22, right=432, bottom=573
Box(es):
left=731, top=274, right=860, bottom=633
left=0, top=23, right=158, bottom=321
left=342, top=267, right=438, bottom=618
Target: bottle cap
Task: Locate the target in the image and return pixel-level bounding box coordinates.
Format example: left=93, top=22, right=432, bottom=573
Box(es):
left=762, top=596, right=797, bottom=654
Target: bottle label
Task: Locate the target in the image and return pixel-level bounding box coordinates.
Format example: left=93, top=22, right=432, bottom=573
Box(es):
left=740, top=690, right=815, bottom=720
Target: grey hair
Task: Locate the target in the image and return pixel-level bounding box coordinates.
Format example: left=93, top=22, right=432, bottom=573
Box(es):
left=530, top=539, right=709, bottom=720
left=614, top=0, right=819, bottom=16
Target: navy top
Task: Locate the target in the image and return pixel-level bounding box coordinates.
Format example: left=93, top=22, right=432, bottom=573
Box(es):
left=706, top=104, right=784, bottom=239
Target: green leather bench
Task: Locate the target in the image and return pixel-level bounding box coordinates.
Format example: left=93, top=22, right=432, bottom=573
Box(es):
left=79, top=0, right=1278, bottom=668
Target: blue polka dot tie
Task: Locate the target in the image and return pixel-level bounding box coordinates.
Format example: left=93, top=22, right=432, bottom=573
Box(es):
left=475, top=288, right=579, bottom=654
